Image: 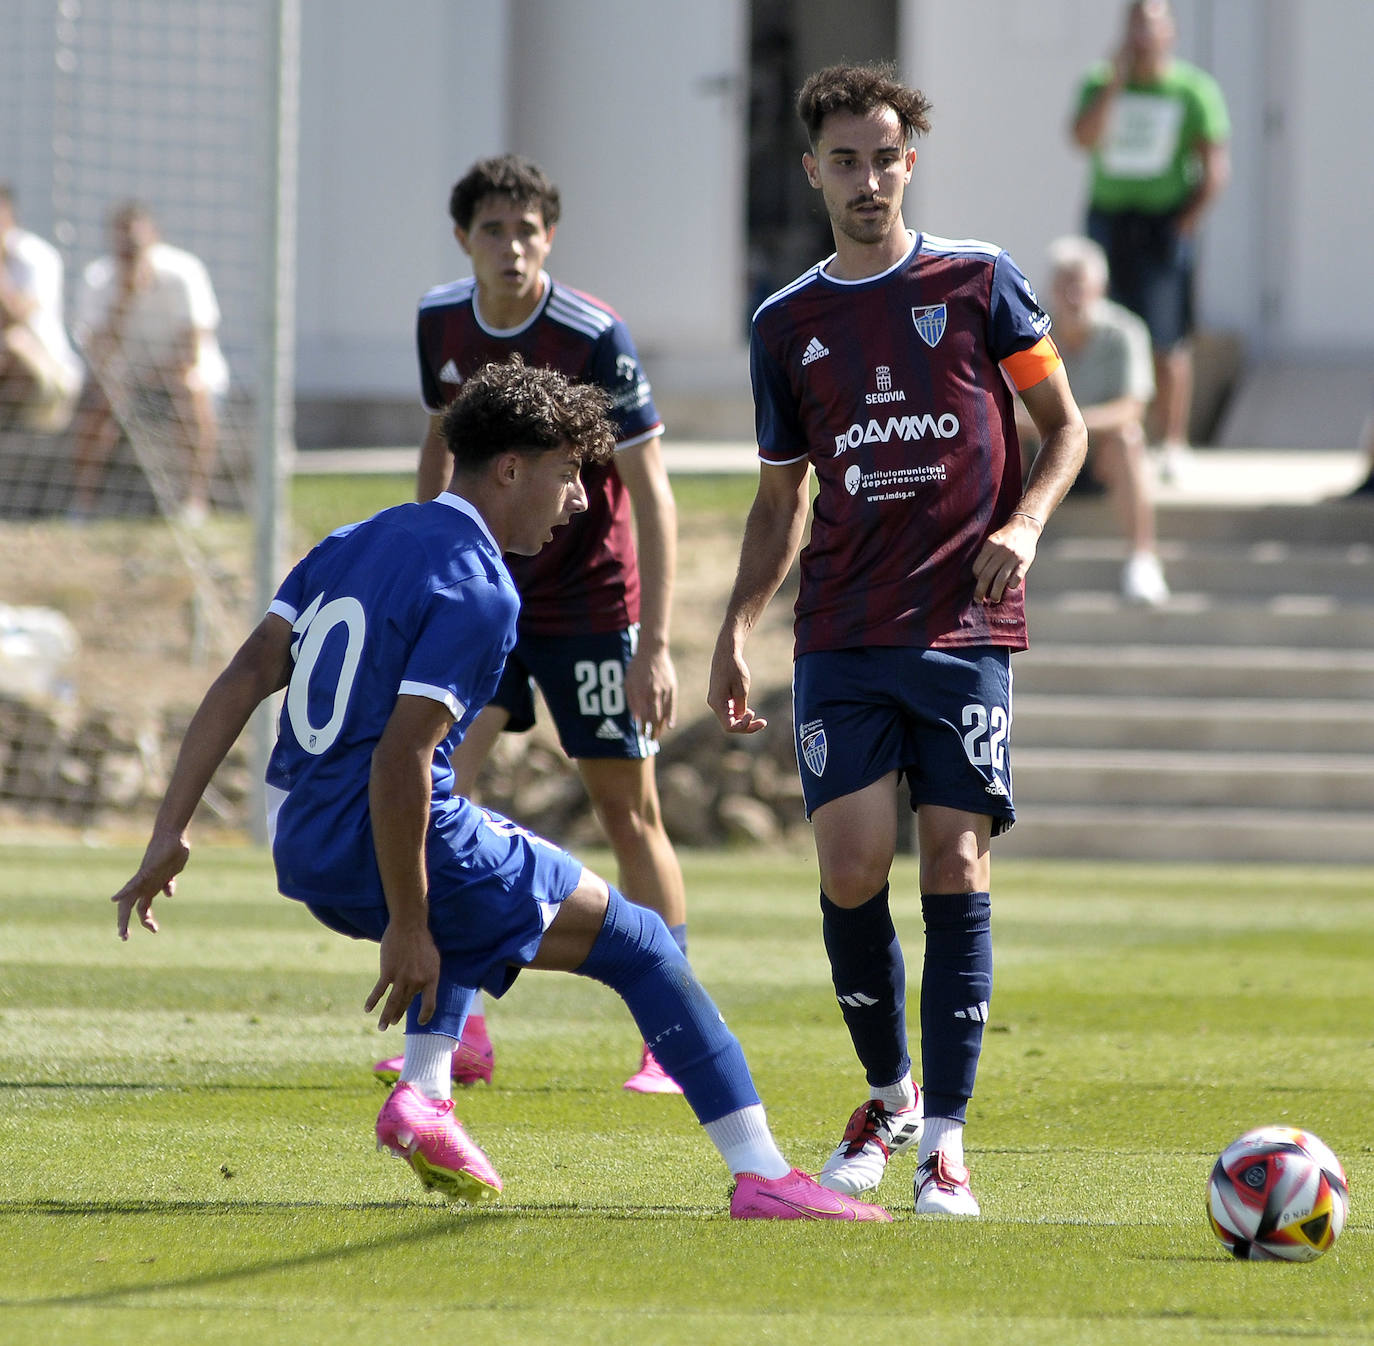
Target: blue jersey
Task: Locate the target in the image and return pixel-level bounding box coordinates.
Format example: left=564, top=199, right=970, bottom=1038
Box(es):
left=751, top=232, right=1060, bottom=655
left=265, top=493, right=519, bottom=906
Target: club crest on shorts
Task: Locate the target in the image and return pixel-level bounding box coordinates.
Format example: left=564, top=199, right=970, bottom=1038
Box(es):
left=799, top=719, right=828, bottom=776
left=911, top=303, right=947, bottom=348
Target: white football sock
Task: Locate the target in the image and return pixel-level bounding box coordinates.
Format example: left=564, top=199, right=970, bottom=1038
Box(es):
left=704, top=1104, right=790, bottom=1179
left=397, top=1031, right=459, bottom=1101
left=873, top=1072, right=917, bottom=1112
left=919, top=1115, right=965, bottom=1166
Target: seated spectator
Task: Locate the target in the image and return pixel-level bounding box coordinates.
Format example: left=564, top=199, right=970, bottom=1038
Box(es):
left=70, top=201, right=228, bottom=523
left=1039, top=235, right=1170, bottom=606
left=0, top=184, right=83, bottom=433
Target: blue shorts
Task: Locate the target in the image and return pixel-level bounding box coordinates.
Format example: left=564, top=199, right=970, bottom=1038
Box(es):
left=303, top=798, right=585, bottom=999
left=489, top=625, right=658, bottom=760
left=792, top=645, right=1016, bottom=834
left=1087, top=206, right=1195, bottom=350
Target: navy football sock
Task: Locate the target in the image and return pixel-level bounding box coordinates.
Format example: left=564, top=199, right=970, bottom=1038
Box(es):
left=919, top=891, right=993, bottom=1122
left=576, top=890, right=758, bottom=1124
left=820, top=884, right=911, bottom=1089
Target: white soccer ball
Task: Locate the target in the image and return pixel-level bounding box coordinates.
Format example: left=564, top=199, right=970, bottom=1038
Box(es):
left=1206, top=1125, right=1349, bottom=1261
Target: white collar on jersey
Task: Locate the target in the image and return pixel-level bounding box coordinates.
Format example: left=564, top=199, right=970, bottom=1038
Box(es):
left=819, top=229, right=919, bottom=286
left=471, top=271, right=552, bottom=337
left=435, top=490, right=502, bottom=553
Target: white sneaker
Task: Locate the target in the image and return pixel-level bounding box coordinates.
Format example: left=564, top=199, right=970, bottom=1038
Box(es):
left=1121, top=550, right=1169, bottom=606
left=816, top=1096, right=924, bottom=1196
left=1156, top=440, right=1191, bottom=485
left=914, top=1151, right=980, bottom=1216
left=1121, top=549, right=1165, bottom=607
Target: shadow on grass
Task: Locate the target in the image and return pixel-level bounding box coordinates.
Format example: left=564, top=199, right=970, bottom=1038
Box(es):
left=0, top=1197, right=715, bottom=1311
left=0, top=1080, right=338, bottom=1092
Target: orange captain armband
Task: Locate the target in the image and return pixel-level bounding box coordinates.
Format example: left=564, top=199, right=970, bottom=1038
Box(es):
left=1000, top=335, right=1061, bottom=392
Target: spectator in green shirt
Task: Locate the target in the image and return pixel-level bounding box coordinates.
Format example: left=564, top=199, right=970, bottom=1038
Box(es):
left=1071, top=0, right=1229, bottom=483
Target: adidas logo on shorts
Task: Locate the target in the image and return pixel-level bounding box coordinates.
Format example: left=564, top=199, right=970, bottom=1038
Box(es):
left=595, top=718, right=622, bottom=741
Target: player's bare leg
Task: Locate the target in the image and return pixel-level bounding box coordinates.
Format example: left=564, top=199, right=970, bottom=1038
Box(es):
left=578, top=754, right=687, bottom=1091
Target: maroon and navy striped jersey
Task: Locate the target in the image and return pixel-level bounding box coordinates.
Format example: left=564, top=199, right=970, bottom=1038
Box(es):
left=750, top=232, right=1061, bottom=657
left=416, top=273, right=663, bottom=636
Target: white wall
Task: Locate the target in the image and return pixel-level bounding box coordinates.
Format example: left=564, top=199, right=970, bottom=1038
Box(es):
left=290, top=0, right=1374, bottom=421
left=1282, top=1, right=1374, bottom=350
left=505, top=0, right=748, bottom=360
left=295, top=0, right=508, bottom=398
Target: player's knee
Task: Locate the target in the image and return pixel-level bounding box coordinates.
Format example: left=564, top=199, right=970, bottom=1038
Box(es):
left=591, top=785, right=666, bottom=851
left=575, top=888, right=680, bottom=987
left=819, top=854, right=894, bottom=908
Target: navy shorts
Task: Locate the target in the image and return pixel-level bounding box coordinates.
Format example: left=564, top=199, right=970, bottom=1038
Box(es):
left=489, top=625, right=657, bottom=760
left=1087, top=206, right=1195, bottom=350
left=302, top=798, right=585, bottom=1003
left=792, top=645, right=1015, bottom=834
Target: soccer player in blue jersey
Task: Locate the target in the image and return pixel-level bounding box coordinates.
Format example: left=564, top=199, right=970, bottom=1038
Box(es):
left=111, top=357, right=888, bottom=1222
left=404, top=154, right=685, bottom=1094
left=709, top=64, right=1088, bottom=1215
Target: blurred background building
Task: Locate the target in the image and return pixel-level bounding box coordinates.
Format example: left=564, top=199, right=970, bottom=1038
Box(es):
left=3, top=0, right=1371, bottom=451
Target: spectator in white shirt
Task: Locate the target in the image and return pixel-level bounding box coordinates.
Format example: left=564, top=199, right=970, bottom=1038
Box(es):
left=71, top=201, right=228, bottom=523
left=0, top=183, right=83, bottom=434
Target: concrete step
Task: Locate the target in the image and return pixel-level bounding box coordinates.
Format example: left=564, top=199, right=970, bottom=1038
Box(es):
left=1024, top=593, right=1374, bottom=649
left=1056, top=496, right=1374, bottom=545
left=997, top=803, right=1374, bottom=864
left=1032, top=538, right=1374, bottom=599
left=1014, top=747, right=1374, bottom=811
left=1013, top=645, right=1374, bottom=700
left=1014, top=694, right=1374, bottom=754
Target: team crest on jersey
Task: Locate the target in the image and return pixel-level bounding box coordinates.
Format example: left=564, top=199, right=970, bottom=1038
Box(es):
left=911, top=304, right=947, bottom=348
left=799, top=719, right=827, bottom=776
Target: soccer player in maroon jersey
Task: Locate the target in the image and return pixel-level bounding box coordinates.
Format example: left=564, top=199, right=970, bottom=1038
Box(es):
left=380, top=154, right=687, bottom=1095
left=709, top=64, right=1087, bottom=1215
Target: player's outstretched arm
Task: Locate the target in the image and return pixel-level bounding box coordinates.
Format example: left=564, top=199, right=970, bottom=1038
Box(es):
left=707, top=458, right=810, bottom=734
left=112, top=615, right=293, bottom=939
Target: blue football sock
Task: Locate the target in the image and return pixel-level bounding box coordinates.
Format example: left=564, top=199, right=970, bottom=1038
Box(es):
left=820, top=884, right=911, bottom=1089
left=919, top=891, right=993, bottom=1122
left=668, top=922, right=688, bottom=957
left=576, top=890, right=759, bottom=1124
left=405, top=965, right=474, bottom=1041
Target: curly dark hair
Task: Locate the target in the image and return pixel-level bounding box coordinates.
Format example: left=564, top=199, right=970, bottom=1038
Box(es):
left=441, top=355, right=615, bottom=473
left=448, top=154, right=561, bottom=231
left=796, top=63, right=933, bottom=149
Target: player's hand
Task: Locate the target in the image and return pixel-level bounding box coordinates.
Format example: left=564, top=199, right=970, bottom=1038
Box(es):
left=366, top=921, right=440, bottom=1031
left=625, top=643, right=678, bottom=741
left=707, top=637, right=767, bottom=734
left=111, top=828, right=190, bottom=940
left=973, top=514, right=1042, bottom=605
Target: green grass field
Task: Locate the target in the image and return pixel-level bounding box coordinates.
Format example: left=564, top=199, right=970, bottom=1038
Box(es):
left=2, top=846, right=1370, bottom=1345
